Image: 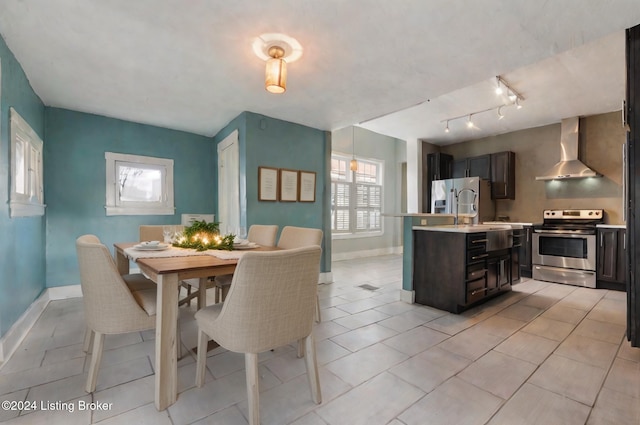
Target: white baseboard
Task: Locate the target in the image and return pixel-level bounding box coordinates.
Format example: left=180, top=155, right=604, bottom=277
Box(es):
left=0, top=285, right=81, bottom=367
left=331, top=246, right=403, bottom=262
left=319, top=272, right=333, bottom=284
left=401, top=289, right=415, bottom=304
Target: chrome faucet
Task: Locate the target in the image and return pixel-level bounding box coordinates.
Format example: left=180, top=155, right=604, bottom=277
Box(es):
left=454, top=188, right=478, bottom=225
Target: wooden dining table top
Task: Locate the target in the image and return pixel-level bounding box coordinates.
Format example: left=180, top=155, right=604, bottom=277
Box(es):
left=114, top=242, right=279, bottom=275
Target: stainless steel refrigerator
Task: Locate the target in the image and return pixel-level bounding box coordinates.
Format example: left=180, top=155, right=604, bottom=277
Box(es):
left=430, top=177, right=495, bottom=223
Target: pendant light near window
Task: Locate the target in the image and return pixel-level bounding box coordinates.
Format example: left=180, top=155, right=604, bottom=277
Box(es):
left=350, top=126, right=358, bottom=171
left=252, top=33, right=303, bottom=95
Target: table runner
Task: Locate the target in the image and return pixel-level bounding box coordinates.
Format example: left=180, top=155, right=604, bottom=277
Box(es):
left=123, top=246, right=207, bottom=261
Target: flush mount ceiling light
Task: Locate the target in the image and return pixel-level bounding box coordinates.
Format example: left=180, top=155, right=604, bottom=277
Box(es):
left=252, top=33, right=303, bottom=94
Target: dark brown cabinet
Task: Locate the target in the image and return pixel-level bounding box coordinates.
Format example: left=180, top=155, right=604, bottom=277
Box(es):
left=511, top=228, right=523, bottom=283
left=413, top=230, right=512, bottom=313
left=452, top=155, right=491, bottom=179
left=491, top=151, right=516, bottom=199
left=520, top=225, right=533, bottom=278
left=423, top=152, right=453, bottom=213
left=597, top=228, right=627, bottom=291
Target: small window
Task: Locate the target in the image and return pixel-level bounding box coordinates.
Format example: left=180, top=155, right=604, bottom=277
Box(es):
left=10, top=108, right=45, bottom=217
left=105, top=152, right=174, bottom=216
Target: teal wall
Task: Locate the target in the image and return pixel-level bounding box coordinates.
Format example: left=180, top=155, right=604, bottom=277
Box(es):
left=44, top=108, right=214, bottom=287
left=213, top=112, right=331, bottom=272
left=0, top=33, right=331, bottom=339
left=0, top=37, right=47, bottom=338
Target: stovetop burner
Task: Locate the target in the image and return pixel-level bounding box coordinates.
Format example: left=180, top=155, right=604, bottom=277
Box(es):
left=534, top=209, right=604, bottom=234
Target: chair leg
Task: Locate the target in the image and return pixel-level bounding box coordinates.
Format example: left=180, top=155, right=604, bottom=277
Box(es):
left=196, top=277, right=207, bottom=310
left=245, top=353, right=260, bottom=425
left=86, top=331, right=105, bottom=393
left=303, top=334, right=322, bottom=404
left=297, top=338, right=305, bottom=358
left=315, top=294, right=322, bottom=323
left=195, top=329, right=208, bottom=387
left=83, top=326, right=94, bottom=353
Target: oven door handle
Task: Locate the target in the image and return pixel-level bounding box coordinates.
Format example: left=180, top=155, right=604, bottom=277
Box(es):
left=535, top=231, right=593, bottom=238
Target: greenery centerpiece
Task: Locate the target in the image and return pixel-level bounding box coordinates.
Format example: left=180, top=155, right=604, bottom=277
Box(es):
left=172, top=220, right=235, bottom=251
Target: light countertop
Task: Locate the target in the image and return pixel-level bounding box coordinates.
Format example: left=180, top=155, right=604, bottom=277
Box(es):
left=413, top=224, right=515, bottom=233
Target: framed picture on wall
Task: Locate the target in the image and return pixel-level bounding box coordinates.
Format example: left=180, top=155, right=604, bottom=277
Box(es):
left=298, top=171, right=316, bottom=202
left=258, top=166, right=278, bottom=201
left=279, top=168, right=298, bottom=202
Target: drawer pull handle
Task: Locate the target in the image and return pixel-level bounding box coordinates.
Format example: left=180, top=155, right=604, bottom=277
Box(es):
left=472, top=254, right=489, bottom=260
left=471, top=239, right=488, bottom=244
left=471, top=288, right=489, bottom=296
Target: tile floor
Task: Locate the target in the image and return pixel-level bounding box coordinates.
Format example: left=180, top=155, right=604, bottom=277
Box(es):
left=1, top=254, right=639, bottom=424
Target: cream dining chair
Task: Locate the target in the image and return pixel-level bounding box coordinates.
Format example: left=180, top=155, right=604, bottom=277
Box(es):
left=76, top=234, right=160, bottom=393
left=277, top=226, right=323, bottom=324
left=212, top=224, right=279, bottom=302
left=195, top=246, right=323, bottom=425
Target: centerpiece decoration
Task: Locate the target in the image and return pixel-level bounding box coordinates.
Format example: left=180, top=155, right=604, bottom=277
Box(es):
left=172, top=220, right=235, bottom=251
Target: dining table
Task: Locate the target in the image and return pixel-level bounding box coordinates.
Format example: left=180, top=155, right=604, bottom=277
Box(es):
left=113, top=242, right=276, bottom=411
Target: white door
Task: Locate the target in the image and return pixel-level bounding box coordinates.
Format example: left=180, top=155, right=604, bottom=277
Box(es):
left=217, top=130, right=239, bottom=234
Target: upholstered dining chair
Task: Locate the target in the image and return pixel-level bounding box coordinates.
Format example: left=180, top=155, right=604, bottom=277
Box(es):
left=213, top=224, right=279, bottom=303
left=76, top=234, right=160, bottom=393
left=138, top=225, right=208, bottom=308
left=277, top=226, right=323, bottom=323
left=194, top=246, right=323, bottom=425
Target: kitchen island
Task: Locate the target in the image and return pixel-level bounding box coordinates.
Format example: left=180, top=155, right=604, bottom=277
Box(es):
left=412, top=225, right=517, bottom=313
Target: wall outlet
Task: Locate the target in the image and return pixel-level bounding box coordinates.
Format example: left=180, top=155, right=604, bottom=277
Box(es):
left=420, top=219, right=427, bottom=225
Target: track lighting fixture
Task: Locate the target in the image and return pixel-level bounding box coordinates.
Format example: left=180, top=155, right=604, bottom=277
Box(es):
left=515, top=98, right=523, bottom=109
left=495, top=77, right=503, bottom=95
left=440, top=76, right=524, bottom=133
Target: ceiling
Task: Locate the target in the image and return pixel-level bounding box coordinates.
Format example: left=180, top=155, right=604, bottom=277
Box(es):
left=1, top=1, right=639, bottom=144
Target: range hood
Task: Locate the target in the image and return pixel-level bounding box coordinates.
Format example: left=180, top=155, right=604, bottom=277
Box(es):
left=535, top=117, right=602, bottom=180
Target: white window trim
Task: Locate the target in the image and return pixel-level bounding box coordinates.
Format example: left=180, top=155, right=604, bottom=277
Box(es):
left=105, top=152, right=175, bottom=216
left=10, top=108, right=45, bottom=218
left=331, top=152, right=384, bottom=238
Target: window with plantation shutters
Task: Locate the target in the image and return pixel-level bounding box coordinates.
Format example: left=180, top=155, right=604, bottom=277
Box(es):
left=331, top=154, right=383, bottom=236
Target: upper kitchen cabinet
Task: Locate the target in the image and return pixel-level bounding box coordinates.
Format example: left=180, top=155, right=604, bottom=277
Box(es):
left=491, top=151, right=516, bottom=199
left=422, top=151, right=453, bottom=212
left=452, top=154, right=491, bottom=179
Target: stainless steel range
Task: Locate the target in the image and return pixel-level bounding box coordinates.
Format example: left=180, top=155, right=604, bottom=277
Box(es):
left=532, top=209, right=604, bottom=288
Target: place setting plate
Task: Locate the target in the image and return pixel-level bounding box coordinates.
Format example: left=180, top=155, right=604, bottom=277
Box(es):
left=233, top=241, right=258, bottom=250
left=133, top=242, right=171, bottom=251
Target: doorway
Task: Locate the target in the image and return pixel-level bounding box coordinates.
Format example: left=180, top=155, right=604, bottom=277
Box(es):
left=217, top=130, right=239, bottom=234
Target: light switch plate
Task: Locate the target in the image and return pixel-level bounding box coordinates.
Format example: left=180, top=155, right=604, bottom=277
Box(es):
left=420, top=219, right=427, bottom=225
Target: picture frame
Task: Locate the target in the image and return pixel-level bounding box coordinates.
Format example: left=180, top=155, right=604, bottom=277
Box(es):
left=298, top=170, right=316, bottom=202
left=279, top=168, right=298, bottom=202
left=258, top=166, right=278, bottom=201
